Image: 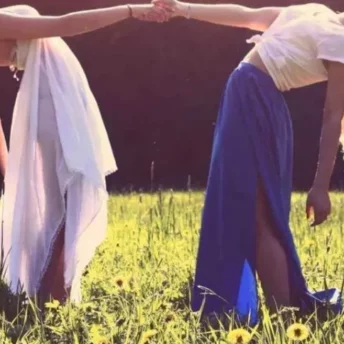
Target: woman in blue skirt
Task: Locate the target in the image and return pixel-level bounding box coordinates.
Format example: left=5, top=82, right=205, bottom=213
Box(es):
left=142, top=3, right=344, bottom=321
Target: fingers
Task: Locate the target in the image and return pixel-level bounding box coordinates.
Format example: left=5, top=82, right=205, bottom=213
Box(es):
left=152, top=0, right=176, bottom=15
left=305, top=194, right=314, bottom=222
left=153, top=0, right=172, bottom=9
left=137, top=7, right=172, bottom=22
left=306, top=201, right=328, bottom=227
left=152, top=0, right=173, bottom=6
left=311, top=211, right=328, bottom=226
left=133, top=0, right=175, bottom=22
left=305, top=201, right=311, bottom=220
left=306, top=190, right=331, bottom=226
left=310, top=206, right=330, bottom=226
left=137, top=13, right=167, bottom=22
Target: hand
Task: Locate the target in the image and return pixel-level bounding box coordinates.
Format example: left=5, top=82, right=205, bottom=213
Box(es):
left=306, top=187, right=331, bottom=226
left=131, top=4, right=172, bottom=22
left=152, top=0, right=187, bottom=18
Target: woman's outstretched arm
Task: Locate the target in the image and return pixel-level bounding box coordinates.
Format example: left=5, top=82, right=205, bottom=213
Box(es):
left=151, top=0, right=283, bottom=32
left=0, top=4, right=167, bottom=40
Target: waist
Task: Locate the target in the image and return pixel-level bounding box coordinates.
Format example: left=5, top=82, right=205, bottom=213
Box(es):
left=229, top=62, right=281, bottom=99
left=243, top=49, right=270, bottom=76
left=11, top=40, right=32, bottom=71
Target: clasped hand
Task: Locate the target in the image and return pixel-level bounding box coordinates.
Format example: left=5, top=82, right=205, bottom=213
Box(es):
left=133, top=0, right=180, bottom=23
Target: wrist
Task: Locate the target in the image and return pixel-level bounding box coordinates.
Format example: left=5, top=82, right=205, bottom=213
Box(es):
left=127, top=4, right=133, bottom=18
left=311, top=181, right=329, bottom=192
left=128, top=4, right=147, bottom=18
left=176, top=2, right=190, bottom=18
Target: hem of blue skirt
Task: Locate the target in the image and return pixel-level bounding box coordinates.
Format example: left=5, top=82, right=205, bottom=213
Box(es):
left=193, top=288, right=342, bottom=326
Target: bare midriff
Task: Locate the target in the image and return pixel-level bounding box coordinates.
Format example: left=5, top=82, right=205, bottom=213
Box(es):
left=243, top=48, right=270, bottom=76
left=0, top=39, right=16, bottom=67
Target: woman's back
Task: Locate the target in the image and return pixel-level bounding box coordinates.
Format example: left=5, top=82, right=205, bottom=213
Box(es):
left=245, top=3, right=344, bottom=92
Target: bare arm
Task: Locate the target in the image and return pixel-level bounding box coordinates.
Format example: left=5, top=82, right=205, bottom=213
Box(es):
left=0, top=120, right=7, bottom=178
left=306, top=61, right=344, bottom=225
left=0, top=4, right=161, bottom=40
left=312, top=62, right=344, bottom=190
left=153, top=0, right=283, bottom=32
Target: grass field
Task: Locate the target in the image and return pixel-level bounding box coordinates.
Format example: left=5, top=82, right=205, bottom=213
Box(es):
left=1, top=191, right=344, bottom=343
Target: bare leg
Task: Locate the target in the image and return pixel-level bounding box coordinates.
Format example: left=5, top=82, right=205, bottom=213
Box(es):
left=35, top=68, right=71, bottom=306
left=255, top=181, right=291, bottom=311
left=38, top=226, right=70, bottom=305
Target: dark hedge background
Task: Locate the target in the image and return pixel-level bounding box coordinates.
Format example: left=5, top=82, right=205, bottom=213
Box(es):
left=0, top=0, right=343, bottom=191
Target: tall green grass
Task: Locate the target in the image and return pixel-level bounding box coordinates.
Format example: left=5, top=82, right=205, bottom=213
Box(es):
left=0, top=191, right=343, bottom=343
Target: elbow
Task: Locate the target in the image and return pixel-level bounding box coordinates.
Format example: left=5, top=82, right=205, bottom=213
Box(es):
left=323, top=107, right=343, bottom=125
left=57, top=13, right=92, bottom=38
left=322, top=109, right=343, bottom=138
left=47, top=14, right=81, bottom=38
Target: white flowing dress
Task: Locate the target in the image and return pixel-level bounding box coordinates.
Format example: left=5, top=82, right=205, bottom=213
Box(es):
left=1, top=5, right=117, bottom=302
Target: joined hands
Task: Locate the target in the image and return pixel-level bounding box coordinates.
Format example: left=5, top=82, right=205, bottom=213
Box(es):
left=132, top=0, right=186, bottom=23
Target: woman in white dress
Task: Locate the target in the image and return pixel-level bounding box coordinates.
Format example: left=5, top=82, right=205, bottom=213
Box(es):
left=0, top=4, right=166, bottom=304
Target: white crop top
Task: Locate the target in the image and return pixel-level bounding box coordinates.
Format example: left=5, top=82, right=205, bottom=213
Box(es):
left=246, top=3, right=344, bottom=92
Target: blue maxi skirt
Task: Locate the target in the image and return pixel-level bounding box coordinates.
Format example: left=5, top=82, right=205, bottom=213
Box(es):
left=191, top=62, right=342, bottom=323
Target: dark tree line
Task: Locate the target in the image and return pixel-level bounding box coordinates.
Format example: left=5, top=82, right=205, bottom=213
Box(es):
left=0, top=0, right=343, bottom=191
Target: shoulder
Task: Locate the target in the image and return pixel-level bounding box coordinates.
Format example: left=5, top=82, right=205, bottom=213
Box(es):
left=312, top=16, right=344, bottom=66
left=280, top=3, right=334, bottom=21
left=268, top=3, right=338, bottom=35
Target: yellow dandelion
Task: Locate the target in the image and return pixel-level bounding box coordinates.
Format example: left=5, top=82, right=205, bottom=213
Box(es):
left=305, top=239, right=316, bottom=248
left=286, top=323, right=310, bottom=341
left=89, top=325, right=109, bottom=344
left=93, top=338, right=109, bottom=344
left=44, top=299, right=60, bottom=309
left=227, top=328, right=252, bottom=344
left=139, top=329, right=158, bottom=344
